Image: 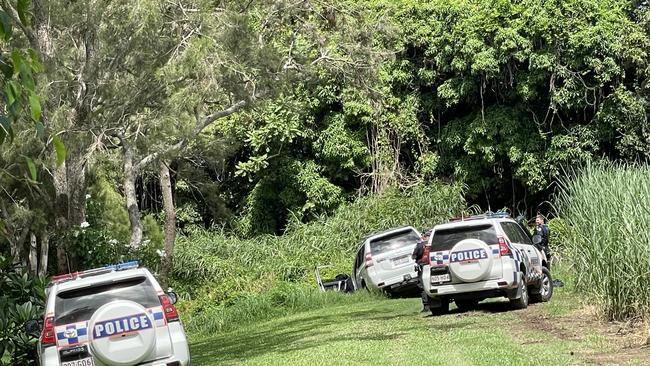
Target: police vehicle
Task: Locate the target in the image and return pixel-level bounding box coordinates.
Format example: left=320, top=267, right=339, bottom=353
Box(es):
left=422, top=213, right=553, bottom=315
left=25, top=261, right=190, bottom=366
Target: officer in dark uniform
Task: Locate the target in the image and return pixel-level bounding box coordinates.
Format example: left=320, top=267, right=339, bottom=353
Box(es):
left=534, top=214, right=551, bottom=260
left=412, top=229, right=432, bottom=312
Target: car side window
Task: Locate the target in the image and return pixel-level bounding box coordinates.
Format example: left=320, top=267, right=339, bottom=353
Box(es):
left=354, top=245, right=365, bottom=269
left=501, top=222, right=524, bottom=244
left=500, top=223, right=517, bottom=243
left=513, top=224, right=533, bottom=245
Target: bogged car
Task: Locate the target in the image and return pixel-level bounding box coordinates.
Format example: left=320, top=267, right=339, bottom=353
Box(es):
left=352, top=226, right=422, bottom=295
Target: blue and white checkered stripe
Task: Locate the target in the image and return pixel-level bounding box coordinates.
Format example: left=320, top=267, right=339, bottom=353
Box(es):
left=56, top=322, right=89, bottom=347
left=512, top=248, right=523, bottom=282
left=148, top=306, right=166, bottom=327
left=431, top=251, right=450, bottom=266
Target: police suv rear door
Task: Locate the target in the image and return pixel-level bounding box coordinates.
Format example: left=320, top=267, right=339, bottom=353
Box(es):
left=500, top=221, right=540, bottom=279
left=54, top=274, right=174, bottom=365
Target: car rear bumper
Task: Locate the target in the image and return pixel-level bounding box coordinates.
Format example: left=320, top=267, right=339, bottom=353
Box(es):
left=373, top=271, right=419, bottom=291
left=425, top=278, right=516, bottom=296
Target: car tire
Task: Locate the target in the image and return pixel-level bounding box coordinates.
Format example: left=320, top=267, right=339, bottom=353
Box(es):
left=430, top=297, right=450, bottom=316
left=455, top=299, right=479, bottom=312
left=530, top=267, right=553, bottom=303
left=510, top=272, right=529, bottom=310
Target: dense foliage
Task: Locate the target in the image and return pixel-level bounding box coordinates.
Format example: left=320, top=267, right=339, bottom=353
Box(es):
left=0, top=257, right=44, bottom=365
left=1, top=0, right=649, bottom=262
left=557, top=163, right=650, bottom=321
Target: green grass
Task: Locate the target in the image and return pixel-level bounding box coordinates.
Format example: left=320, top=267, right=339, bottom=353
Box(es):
left=180, top=284, right=382, bottom=334
left=189, top=288, right=635, bottom=366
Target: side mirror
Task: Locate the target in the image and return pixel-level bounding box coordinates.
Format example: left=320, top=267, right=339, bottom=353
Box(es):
left=24, top=319, right=41, bottom=337
left=167, top=291, right=178, bottom=305
left=532, top=234, right=542, bottom=245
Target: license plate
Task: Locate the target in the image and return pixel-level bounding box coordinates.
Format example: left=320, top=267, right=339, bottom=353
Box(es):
left=393, top=256, right=409, bottom=265
left=431, top=274, right=450, bottom=283
left=62, top=357, right=94, bottom=366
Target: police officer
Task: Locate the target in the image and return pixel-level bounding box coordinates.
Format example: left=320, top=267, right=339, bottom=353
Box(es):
left=412, top=229, right=432, bottom=312
left=534, top=214, right=551, bottom=260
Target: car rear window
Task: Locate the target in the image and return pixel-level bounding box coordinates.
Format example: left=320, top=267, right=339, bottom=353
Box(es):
left=54, top=276, right=160, bottom=325
left=369, top=230, right=420, bottom=256
left=430, top=224, right=498, bottom=251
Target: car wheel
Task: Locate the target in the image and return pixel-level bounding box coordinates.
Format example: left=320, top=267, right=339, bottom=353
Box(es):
left=510, top=272, right=529, bottom=310
left=430, top=297, right=450, bottom=316
left=530, top=267, right=553, bottom=303
left=455, top=299, right=479, bottom=312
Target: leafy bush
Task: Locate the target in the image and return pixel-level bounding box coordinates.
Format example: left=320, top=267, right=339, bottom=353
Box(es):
left=0, top=257, right=45, bottom=365
left=63, top=224, right=162, bottom=273
left=557, top=163, right=650, bottom=320
left=172, top=183, right=465, bottom=333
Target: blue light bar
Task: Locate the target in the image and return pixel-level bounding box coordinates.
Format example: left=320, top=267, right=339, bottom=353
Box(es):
left=485, top=212, right=510, bottom=218
left=103, top=261, right=139, bottom=271
left=116, top=261, right=139, bottom=270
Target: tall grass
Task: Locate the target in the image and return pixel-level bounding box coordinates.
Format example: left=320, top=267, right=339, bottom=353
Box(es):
left=557, top=163, right=650, bottom=321
left=171, top=183, right=465, bottom=333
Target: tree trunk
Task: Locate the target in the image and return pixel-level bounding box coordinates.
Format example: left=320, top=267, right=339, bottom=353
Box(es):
left=54, top=162, right=69, bottom=273
left=159, top=160, right=176, bottom=284
left=39, top=232, right=50, bottom=277
left=11, top=229, right=29, bottom=267
left=66, top=149, right=87, bottom=227
left=29, top=232, right=38, bottom=274
left=123, top=143, right=143, bottom=248
left=54, top=145, right=87, bottom=272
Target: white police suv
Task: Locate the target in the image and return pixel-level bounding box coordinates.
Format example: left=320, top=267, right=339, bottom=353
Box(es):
left=26, top=261, right=190, bottom=366
left=422, top=213, right=553, bottom=315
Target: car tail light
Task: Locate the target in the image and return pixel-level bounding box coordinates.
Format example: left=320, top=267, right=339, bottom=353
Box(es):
left=365, top=253, right=373, bottom=267
left=159, top=294, right=179, bottom=322
left=498, top=236, right=511, bottom=256
left=42, top=316, right=55, bottom=346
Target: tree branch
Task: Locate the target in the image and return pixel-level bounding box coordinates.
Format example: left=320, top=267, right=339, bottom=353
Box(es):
left=134, top=98, right=249, bottom=172
left=1, top=1, right=40, bottom=52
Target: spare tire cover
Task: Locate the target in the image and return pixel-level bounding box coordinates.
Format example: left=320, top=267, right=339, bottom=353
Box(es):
left=448, top=238, right=493, bottom=282
left=89, top=300, right=156, bottom=366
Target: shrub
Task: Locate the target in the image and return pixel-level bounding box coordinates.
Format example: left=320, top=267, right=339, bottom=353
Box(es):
left=0, top=256, right=45, bottom=365
left=556, top=163, right=650, bottom=320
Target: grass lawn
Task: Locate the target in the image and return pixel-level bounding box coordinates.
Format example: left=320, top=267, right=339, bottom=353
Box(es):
left=189, top=287, right=649, bottom=366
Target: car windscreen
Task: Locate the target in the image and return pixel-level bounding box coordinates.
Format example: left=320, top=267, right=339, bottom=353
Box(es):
left=430, top=224, right=498, bottom=251
left=369, top=230, right=420, bottom=256
left=54, top=276, right=160, bottom=325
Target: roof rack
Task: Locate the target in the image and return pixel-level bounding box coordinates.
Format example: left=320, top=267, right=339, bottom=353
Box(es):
left=449, top=211, right=510, bottom=222
left=49, top=261, right=140, bottom=284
